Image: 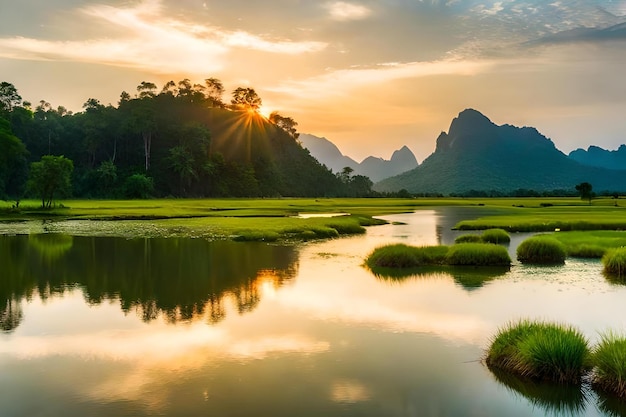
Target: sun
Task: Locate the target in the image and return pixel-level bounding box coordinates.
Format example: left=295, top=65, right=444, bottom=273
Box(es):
left=258, top=106, right=271, bottom=119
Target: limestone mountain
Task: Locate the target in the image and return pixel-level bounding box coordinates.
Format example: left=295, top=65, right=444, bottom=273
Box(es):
left=569, top=145, right=626, bottom=170
left=375, top=109, right=626, bottom=194
left=299, top=134, right=418, bottom=182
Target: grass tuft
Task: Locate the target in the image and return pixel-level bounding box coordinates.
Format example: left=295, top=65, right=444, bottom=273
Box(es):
left=481, top=228, right=511, bottom=244
left=602, top=247, right=626, bottom=278
left=486, top=319, right=590, bottom=384
left=455, top=234, right=483, bottom=244
left=517, top=236, right=567, bottom=265
left=365, top=244, right=449, bottom=269
left=592, top=331, right=626, bottom=398
left=445, top=243, right=511, bottom=266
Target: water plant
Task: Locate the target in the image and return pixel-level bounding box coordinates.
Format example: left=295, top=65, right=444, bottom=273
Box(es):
left=454, top=234, right=482, bottom=244
left=486, top=320, right=590, bottom=384
left=481, top=228, right=511, bottom=244
left=517, top=236, right=567, bottom=264
left=445, top=243, right=511, bottom=266
left=365, top=244, right=449, bottom=268
left=592, top=331, right=626, bottom=398
left=602, top=248, right=626, bottom=278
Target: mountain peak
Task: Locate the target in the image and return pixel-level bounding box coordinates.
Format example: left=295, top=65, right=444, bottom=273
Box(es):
left=449, top=109, right=495, bottom=136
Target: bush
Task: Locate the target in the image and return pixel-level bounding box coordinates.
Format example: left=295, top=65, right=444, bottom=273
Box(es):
left=602, top=247, right=626, bottom=277
left=123, top=174, right=154, bottom=199
left=481, top=228, right=511, bottom=244
left=517, top=236, right=567, bottom=264
left=365, top=244, right=448, bottom=269
left=445, top=243, right=511, bottom=266
left=592, top=331, right=626, bottom=398
left=486, top=320, right=590, bottom=384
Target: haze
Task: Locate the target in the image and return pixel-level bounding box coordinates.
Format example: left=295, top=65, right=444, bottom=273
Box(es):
left=1, top=0, right=625, bottom=161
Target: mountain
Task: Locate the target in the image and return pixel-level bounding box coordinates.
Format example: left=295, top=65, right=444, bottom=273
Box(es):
left=375, top=109, right=626, bottom=194
left=569, top=145, right=626, bottom=170
left=299, top=134, right=418, bottom=182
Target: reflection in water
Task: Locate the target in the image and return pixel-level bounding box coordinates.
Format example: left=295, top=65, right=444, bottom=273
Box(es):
left=0, top=235, right=298, bottom=331
left=489, top=366, right=589, bottom=416
left=370, top=265, right=509, bottom=291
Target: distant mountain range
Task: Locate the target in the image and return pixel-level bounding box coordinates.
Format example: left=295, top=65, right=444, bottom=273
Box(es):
left=299, top=133, right=418, bottom=182
left=569, top=145, right=626, bottom=170
left=374, top=109, right=626, bottom=194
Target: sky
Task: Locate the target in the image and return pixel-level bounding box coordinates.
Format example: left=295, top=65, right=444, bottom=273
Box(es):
left=1, top=0, right=625, bottom=162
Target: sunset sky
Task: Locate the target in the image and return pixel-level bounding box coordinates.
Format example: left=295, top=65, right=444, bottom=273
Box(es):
left=1, top=0, right=625, bottom=162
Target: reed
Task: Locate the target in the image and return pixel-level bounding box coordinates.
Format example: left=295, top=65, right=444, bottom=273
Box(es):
left=481, top=228, right=511, bottom=244
left=602, top=247, right=626, bottom=278
left=592, top=331, right=626, bottom=398
left=365, top=244, right=449, bottom=269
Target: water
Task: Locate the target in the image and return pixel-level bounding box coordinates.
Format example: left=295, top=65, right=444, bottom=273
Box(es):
left=1, top=208, right=626, bottom=416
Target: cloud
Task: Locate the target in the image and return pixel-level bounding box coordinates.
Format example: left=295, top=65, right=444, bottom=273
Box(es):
left=269, top=59, right=492, bottom=99
left=0, top=0, right=326, bottom=75
left=325, top=2, right=372, bottom=21
left=525, top=22, right=626, bottom=47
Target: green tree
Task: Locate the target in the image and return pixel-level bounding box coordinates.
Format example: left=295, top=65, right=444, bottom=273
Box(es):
left=123, top=173, right=154, bottom=199
left=27, top=155, right=74, bottom=208
left=0, top=117, right=27, bottom=202
left=575, top=182, right=593, bottom=204
left=0, top=82, right=21, bottom=114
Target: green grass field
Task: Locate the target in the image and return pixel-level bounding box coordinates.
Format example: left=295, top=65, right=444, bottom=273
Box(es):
left=2, top=197, right=626, bottom=242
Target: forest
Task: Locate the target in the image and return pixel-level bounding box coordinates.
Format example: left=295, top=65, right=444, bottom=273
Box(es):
left=0, top=79, right=377, bottom=205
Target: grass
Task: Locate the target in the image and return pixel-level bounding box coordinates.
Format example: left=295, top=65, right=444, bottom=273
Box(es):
left=455, top=234, right=483, bottom=244
left=592, top=332, right=626, bottom=398
left=485, top=320, right=591, bottom=384
left=517, top=236, right=567, bottom=265
left=365, top=244, right=449, bottom=269
left=602, top=248, right=626, bottom=278
left=549, top=231, right=626, bottom=259
left=481, top=228, right=511, bottom=244
left=445, top=243, right=511, bottom=266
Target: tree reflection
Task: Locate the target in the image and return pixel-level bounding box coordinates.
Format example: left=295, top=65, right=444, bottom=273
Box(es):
left=0, top=235, right=299, bottom=331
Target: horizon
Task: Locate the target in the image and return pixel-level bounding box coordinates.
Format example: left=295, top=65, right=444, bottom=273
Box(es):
left=1, top=0, right=626, bottom=162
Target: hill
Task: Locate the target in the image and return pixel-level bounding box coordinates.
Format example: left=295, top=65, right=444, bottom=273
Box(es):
left=375, top=109, right=626, bottom=194
left=569, top=145, right=626, bottom=170
left=299, top=134, right=418, bottom=182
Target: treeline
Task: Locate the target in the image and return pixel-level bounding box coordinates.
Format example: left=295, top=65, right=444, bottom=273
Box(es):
left=0, top=79, right=378, bottom=205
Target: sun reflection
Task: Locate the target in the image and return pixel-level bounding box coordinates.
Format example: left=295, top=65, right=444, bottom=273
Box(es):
left=331, top=380, right=371, bottom=403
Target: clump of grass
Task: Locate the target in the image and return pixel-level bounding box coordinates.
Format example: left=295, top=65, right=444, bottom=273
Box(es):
left=517, top=236, right=567, bottom=264
left=445, top=243, right=511, bottom=266
left=365, top=244, right=448, bottom=269
left=326, top=221, right=366, bottom=235
left=602, top=248, right=626, bottom=278
left=592, top=331, right=626, bottom=398
left=481, top=228, right=511, bottom=244
left=486, top=320, right=590, bottom=384
left=455, top=234, right=482, bottom=244
left=310, top=227, right=340, bottom=239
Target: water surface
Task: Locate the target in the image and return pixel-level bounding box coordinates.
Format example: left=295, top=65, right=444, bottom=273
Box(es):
left=2, top=208, right=625, bottom=416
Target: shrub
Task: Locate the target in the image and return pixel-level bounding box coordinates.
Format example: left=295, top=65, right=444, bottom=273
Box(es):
left=602, top=247, right=626, bottom=278
left=592, top=331, right=626, bottom=398
left=445, top=243, right=511, bottom=266
left=123, top=174, right=154, bottom=199
left=455, top=234, right=482, bottom=244
left=517, top=236, right=567, bottom=264
left=481, top=228, right=511, bottom=244
left=486, top=320, right=590, bottom=384
left=365, top=244, right=448, bottom=269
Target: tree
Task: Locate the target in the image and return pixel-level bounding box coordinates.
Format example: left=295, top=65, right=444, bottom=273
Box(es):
left=205, top=78, right=225, bottom=107
left=269, top=111, right=299, bottom=139
left=575, top=182, right=593, bottom=204
left=0, top=117, right=27, bottom=201
left=231, top=87, right=262, bottom=110
left=0, top=82, right=21, bottom=114
left=338, top=166, right=354, bottom=184
left=27, top=155, right=74, bottom=208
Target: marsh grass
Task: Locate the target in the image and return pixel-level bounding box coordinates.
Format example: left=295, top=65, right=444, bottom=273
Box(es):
left=445, top=243, right=511, bottom=266
left=365, top=244, right=449, bottom=269
left=592, top=332, right=626, bottom=398
left=481, top=228, right=511, bottom=244
left=517, top=236, right=567, bottom=264
left=454, top=234, right=483, bottom=244
left=602, top=248, right=626, bottom=278
left=486, top=320, right=590, bottom=384
left=549, top=231, right=626, bottom=259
